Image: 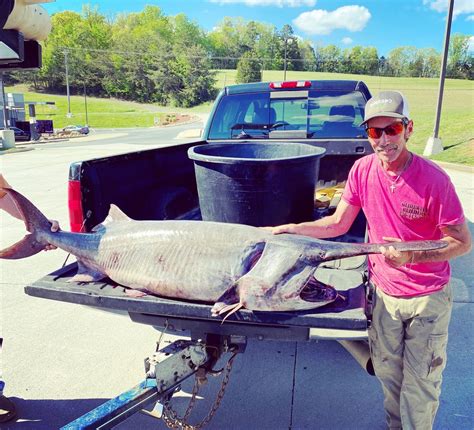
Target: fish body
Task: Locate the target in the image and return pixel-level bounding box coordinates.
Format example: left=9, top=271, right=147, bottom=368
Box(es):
left=0, top=187, right=448, bottom=317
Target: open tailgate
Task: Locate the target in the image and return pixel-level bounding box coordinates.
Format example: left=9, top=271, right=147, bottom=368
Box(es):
left=26, top=262, right=369, bottom=341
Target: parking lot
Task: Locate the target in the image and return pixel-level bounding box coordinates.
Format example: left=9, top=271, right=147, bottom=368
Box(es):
left=0, top=128, right=473, bottom=429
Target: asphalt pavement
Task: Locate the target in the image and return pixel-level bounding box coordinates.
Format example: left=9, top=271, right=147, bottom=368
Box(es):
left=0, top=126, right=472, bottom=429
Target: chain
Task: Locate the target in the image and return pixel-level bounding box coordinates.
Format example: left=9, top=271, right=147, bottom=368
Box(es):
left=161, top=350, right=239, bottom=429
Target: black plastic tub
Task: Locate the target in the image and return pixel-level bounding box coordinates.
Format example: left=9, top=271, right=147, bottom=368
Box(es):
left=188, top=142, right=326, bottom=227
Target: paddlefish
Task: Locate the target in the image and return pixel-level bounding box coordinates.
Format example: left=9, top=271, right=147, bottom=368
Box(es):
left=0, top=187, right=448, bottom=318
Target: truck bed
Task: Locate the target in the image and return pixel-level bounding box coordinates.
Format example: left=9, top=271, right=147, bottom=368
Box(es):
left=26, top=261, right=368, bottom=341
left=26, top=136, right=373, bottom=341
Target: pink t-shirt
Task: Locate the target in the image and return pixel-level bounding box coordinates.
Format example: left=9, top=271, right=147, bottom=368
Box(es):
left=342, top=153, right=465, bottom=297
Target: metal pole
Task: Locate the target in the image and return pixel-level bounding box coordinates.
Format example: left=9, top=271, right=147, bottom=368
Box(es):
left=424, top=0, right=454, bottom=156
left=283, top=38, right=288, bottom=80
left=0, top=72, right=9, bottom=128
left=433, top=0, right=454, bottom=138
left=64, top=49, right=71, bottom=117
left=84, top=82, right=88, bottom=126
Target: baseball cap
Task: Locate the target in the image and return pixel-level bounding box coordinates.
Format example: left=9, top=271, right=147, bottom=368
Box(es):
left=361, top=91, right=410, bottom=126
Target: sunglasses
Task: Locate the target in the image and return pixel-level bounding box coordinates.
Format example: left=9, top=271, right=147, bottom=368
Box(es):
left=366, top=121, right=407, bottom=139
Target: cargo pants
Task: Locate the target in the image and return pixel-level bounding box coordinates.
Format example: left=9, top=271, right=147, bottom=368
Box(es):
left=368, top=284, right=452, bottom=430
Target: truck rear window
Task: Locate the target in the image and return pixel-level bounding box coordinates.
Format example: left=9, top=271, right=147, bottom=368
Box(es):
left=208, top=90, right=368, bottom=140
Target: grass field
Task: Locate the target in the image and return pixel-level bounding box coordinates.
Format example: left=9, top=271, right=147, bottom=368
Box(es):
left=6, top=70, right=474, bottom=165
left=5, top=84, right=177, bottom=129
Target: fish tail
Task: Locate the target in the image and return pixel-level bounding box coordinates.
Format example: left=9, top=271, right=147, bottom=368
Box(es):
left=0, top=187, right=52, bottom=259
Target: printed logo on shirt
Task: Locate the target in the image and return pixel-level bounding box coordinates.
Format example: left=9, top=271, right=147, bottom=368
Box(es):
left=400, top=202, right=427, bottom=220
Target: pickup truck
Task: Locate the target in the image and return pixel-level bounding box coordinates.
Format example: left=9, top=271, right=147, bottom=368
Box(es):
left=26, top=79, right=375, bottom=428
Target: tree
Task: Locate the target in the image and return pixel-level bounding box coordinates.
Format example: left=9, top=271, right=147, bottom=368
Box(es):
left=11, top=7, right=472, bottom=112
left=298, top=39, right=317, bottom=71
left=361, top=47, right=379, bottom=75
left=314, top=45, right=342, bottom=72
left=168, top=45, right=217, bottom=107
left=419, top=48, right=440, bottom=77
left=236, top=50, right=261, bottom=83
left=171, top=13, right=207, bottom=50
left=207, top=17, right=244, bottom=69
left=278, top=25, right=302, bottom=72
left=387, top=47, right=411, bottom=76
left=448, top=34, right=473, bottom=79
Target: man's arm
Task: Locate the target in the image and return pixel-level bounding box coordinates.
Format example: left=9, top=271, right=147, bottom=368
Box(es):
left=381, top=222, right=472, bottom=267
left=417, top=222, right=471, bottom=263
left=270, top=199, right=361, bottom=239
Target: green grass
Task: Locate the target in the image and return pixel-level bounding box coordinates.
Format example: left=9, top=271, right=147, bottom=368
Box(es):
left=6, top=70, right=474, bottom=165
left=6, top=84, right=177, bottom=128
left=215, top=70, right=474, bottom=166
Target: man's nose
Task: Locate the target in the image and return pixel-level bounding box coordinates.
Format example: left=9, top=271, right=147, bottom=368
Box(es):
left=378, top=131, right=390, bottom=144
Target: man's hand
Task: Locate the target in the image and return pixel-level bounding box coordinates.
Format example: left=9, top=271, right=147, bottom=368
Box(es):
left=380, top=236, right=413, bottom=268
left=44, top=219, right=60, bottom=251
left=261, top=224, right=297, bottom=235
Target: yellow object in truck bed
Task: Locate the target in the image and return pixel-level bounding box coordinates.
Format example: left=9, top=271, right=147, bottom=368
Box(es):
left=315, top=182, right=346, bottom=209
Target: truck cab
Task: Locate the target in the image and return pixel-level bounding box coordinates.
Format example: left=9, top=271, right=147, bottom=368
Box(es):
left=206, top=80, right=368, bottom=141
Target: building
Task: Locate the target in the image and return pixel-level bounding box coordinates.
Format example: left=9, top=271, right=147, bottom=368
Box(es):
left=0, top=92, right=26, bottom=126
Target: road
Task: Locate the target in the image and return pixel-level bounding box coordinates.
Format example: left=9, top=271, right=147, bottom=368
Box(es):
left=0, top=125, right=473, bottom=430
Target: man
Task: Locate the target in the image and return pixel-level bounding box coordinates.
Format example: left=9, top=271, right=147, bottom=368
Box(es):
left=0, top=174, right=59, bottom=423
left=270, top=91, right=471, bottom=429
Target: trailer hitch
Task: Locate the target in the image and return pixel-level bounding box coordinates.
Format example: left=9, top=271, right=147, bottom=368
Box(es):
left=157, top=334, right=246, bottom=429
left=61, top=335, right=246, bottom=429
left=145, top=339, right=210, bottom=394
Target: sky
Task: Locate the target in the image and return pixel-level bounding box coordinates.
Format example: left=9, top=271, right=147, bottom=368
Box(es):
left=42, top=0, right=474, bottom=56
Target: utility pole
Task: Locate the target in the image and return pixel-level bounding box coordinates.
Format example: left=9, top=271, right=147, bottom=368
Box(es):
left=283, top=37, right=293, bottom=81
left=424, top=0, right=454, bottom=156
left=0, top=72, right=8, bottom=128
left=64, top=49, right=72, bottom=118
left=83, top=82, right=88, bottom=126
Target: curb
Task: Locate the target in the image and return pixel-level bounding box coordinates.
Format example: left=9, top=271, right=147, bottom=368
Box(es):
left=433, top=160, right=474, bottom=174
left=15, top=138, right=70, bottom=146
left=0, top=146, right=34, bottom=155
left=154, top=115, right=204, bottom=129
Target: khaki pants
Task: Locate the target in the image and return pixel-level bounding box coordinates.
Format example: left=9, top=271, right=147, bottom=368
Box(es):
left=368, top=284, right=452, bottom=430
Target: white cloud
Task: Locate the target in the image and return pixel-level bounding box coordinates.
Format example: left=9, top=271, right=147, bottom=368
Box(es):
left=342, top=37, right=353, bottom=45
left=209, top=0, right=316, bottom=7
left=293, top=6, right=371, bottom=35
left=467, top=15, right=474, bottom=21
left=423, top=0, right=474, bottom=17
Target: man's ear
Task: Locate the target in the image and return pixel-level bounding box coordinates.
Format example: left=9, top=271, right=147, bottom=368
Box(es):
left=405, top=119, right=414, bottom=139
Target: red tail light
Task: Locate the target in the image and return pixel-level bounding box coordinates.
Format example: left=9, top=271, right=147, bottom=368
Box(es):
left=68, top=180, right=85, bottom=232
left=269, top=81, right=311, bottom=89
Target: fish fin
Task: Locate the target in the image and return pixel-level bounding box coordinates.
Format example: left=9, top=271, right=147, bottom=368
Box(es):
left=125, top=289, right=148, bottom=298
left=220, top=303, right=244, bottom=324
left=211, top=284, right=240, bottom=316
left=0, top=233, right=46, bottom=259
left=0, top=188, right=52, bottom=259
left=92, top=204, right=133, bottom=232
left=105, top=205, right=133, bottom=224
left=68, top=261, right=106, bottom=283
